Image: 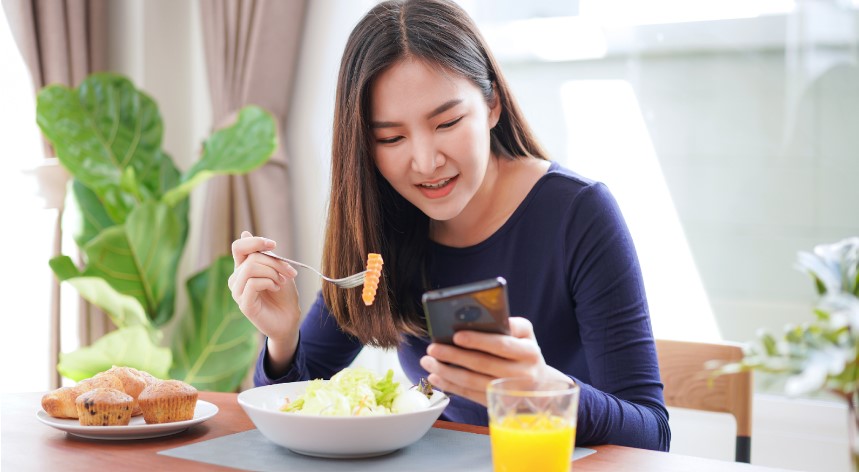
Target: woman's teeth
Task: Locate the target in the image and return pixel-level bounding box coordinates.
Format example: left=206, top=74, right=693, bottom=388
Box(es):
left=420, top=177, right=452, bottom=189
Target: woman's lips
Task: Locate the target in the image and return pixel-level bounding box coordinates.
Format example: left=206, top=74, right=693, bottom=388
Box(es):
left=416, top=175, right=458, bottom=199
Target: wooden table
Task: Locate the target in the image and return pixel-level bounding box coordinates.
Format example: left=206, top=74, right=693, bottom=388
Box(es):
left=2, top=391, right=795, bottom=471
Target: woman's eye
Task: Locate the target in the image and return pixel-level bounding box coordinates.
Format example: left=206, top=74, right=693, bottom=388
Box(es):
left=438, top=117, right=463, bottom=129
left=377, top=136, right=403, bottom=144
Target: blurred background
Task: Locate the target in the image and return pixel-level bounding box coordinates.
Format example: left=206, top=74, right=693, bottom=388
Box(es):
left=1, top=1, right=858, bottom=469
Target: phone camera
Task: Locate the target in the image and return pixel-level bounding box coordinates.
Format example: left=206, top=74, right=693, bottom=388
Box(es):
left=455, top=305, right=482, bottom=322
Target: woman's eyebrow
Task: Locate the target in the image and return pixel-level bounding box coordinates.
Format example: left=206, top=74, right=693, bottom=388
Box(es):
left=371, top=98, right=463, bottom=129
left=425, top=99, right=462, bottom=119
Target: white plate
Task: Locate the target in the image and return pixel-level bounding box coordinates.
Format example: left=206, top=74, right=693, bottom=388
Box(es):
left=36, top=400, right=218, bottom=440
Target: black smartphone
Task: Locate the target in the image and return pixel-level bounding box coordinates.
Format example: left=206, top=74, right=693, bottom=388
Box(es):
left=422, top=277, right=511, bottom=345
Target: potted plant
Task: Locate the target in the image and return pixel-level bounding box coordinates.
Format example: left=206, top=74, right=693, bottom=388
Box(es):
left=36, top=72, right=276, bottom=391
left=717, top=237, right=859, bottom=469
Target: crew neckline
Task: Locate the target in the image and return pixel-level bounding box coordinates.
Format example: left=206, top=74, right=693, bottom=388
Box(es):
left=430, top=160, right=561, bottom=254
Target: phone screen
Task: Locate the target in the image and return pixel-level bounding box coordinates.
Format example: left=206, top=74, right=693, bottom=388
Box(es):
left=422, top=277, right=511, bottom=345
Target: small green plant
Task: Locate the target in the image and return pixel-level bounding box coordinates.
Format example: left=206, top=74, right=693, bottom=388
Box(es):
left=715, top=237, right=859, bottom=470
left=719, top=237, right=859, bottom=397
left=37, top=73, right=276, bottom=391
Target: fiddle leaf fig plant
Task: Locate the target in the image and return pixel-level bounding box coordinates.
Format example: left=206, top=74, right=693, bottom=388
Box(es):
left=37, top=72, right=276, bottom=391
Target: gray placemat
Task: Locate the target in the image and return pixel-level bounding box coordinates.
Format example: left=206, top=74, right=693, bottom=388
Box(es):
left=159, top=428, right=596, bottom=471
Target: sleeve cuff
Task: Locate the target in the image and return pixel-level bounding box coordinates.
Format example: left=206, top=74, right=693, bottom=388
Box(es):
left=254, top=335, right=308, bottom=386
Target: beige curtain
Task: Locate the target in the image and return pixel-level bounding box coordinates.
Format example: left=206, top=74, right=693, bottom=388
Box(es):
left=2, top=0, right=108, bottom=389
left=3, top=0, right=107, bottom=154
left=197, top=0, right=308, bottom=270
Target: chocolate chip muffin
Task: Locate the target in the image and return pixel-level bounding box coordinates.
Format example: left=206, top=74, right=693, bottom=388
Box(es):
left=75, top=388, right=134, bottom=426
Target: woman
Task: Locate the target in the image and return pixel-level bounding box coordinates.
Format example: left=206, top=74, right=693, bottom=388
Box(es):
left=229, top=0, right=669, bottom=451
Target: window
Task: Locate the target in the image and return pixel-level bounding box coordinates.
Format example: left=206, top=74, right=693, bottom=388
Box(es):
left=461, top=0, right=859, bottom=347
left=0, top=8, right=65, bottom=393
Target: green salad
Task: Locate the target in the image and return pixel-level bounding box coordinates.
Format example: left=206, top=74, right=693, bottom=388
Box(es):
left=280, top=367, right=433, bottom=416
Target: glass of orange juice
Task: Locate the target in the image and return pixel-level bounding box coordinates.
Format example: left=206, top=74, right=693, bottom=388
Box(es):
left=487, top=377, right=579, bottom=472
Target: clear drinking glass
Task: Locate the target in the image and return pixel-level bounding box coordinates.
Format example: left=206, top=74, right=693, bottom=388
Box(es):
left=487, top=377, right=580, bottom=472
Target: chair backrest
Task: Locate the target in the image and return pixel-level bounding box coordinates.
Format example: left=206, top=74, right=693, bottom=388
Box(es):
left=655, top=339, right=753, bottom=463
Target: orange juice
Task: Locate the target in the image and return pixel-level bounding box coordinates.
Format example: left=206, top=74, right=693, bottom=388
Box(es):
left=489, top=413, right=575, bottom=472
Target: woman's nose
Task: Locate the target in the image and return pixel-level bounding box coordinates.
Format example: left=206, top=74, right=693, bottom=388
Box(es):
left=410, top=138, right=443, bottom=175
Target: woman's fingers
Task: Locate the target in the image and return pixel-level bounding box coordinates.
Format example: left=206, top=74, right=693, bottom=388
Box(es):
left=423, top=318, right=572, bottom=405
left=450, top=318, right=540, bottom=363
left=420, top=356, right=492, bottom=406
left=231, top=231, right=277, bottom=267
left=425, top=341, right=534, bottom=380
left=230, top=256, right=294, bottom=302
left=507, top=317, right=536, bottom=339
left=231, top=262, right=278, bottom=300
left=237, top=277, right=284, bottom=319
left=421, top=317, right=548, bottom=395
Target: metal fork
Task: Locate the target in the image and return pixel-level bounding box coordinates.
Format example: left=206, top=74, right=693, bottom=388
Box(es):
left=259, top=250, right=367, bottom=289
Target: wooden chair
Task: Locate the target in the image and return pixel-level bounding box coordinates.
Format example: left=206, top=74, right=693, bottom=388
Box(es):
left=655, top=339, right=753, bottom=463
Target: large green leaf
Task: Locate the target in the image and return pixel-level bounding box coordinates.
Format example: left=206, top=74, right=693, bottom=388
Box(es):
left=142, top=149, right=181, bottom=198
left=50, top=255, right=152, bottom=332
left=162, top=106, right=277, bottom=206
left=68, top=173, right=190, bottom=262
left=171, top=256, right=259, bottom=391
left=64, top=201, right=184, bottom=326
left=74, top=226, right=150, bottom=310
left=125, top=201, right=185, bottom=326
left=69, top=179, right=117, bottom=248
left=152, top=150, right=191, bottom=258
left=58, top=325, right=171, bottom=382
left=63, top=152, right=190, bottom=248
left=36, top=73, right=167, bottom=223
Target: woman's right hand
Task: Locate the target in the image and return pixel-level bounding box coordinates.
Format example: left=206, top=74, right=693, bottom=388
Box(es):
left=228, top=231, right=301, bottom=368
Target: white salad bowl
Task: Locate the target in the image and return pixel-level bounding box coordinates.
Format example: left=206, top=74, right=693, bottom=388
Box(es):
left=237, top=381, right=450, bottom=458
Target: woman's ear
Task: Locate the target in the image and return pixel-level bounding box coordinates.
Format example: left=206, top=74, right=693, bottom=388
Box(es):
left=488, top=82, right=502, bottom=129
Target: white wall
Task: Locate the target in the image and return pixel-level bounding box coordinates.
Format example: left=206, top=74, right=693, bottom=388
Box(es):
left=504, top=15, right=859, bottom=341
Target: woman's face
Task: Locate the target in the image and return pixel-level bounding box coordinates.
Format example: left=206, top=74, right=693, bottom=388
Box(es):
left=370, top=59, right=501, bottom=222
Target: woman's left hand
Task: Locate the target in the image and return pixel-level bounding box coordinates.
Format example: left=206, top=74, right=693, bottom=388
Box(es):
left=419, top=317, right=571, bottom=406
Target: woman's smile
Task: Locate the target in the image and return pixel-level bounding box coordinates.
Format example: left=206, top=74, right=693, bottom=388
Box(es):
left=417, top=174, right=459, bottom=199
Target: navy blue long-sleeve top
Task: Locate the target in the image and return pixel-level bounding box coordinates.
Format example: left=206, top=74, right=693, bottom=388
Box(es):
left=254, top=161, right=670, bottom=451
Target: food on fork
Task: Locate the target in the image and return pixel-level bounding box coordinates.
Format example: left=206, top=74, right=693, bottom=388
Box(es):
left=75, top=388, right=134, bottom=426
left=138, top=379, right=198, bottom=424
left=362, top=253, right=384, bottom=305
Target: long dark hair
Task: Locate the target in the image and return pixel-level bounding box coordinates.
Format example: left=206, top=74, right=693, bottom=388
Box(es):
left=322, top=0, right=547, bottom=347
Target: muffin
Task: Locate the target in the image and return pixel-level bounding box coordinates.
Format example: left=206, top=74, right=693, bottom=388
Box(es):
left=80, top=372, right=125, bottom=392
left=75, top=388, right=134, bottom=426
left=138, top=369, right=161, bottom=387
left=138, top=380, right=198, bottom=424
left=42, top=386, right=84, bottom=419
left=103, top=366, right=149, bottom=416
left=41, top=373, right=124, bottom=419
